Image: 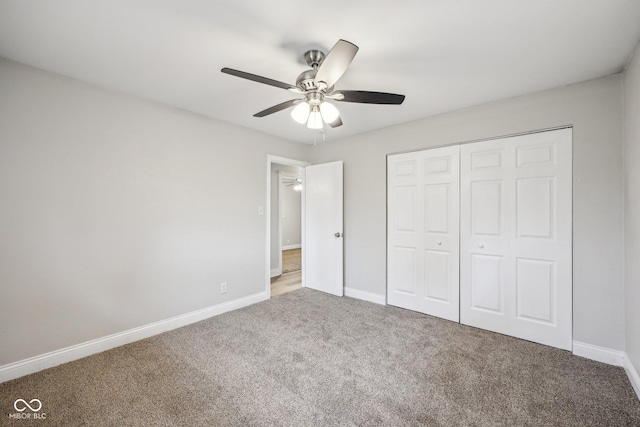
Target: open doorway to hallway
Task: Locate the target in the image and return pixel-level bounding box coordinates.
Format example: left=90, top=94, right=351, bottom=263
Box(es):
left=268, top=160, right=304, bottom=297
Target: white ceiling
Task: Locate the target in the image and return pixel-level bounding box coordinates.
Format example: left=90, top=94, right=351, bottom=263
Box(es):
left=1, top=1, right=639, bottom=144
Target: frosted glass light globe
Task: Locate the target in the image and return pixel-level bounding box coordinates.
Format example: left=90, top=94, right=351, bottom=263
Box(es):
left=307, top=110, right=323, bottom=129
left=291, top=102, right=310, bottom=124
left=320, top=102, right=340, bottom=123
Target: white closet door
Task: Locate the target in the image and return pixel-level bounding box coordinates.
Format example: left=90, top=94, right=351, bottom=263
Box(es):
left=460, top=128, right=572, bottom=350
left=387, top=145, right=460, bottom=322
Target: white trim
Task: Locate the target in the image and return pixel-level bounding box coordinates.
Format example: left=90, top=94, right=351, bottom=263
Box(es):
left=0, top=291, right=268, bottom=384
left=282, top=244, right=302, bottom=250
left=572, top=341, right=625, bottom=366
left=344, top=287, right=386, bottom=305
left=386, top=125, right=573, bottom=157
left=301, top=167, right=306, bottom=288
left=572, top=342, right=640, bottom=401
left=624, top=354, right=640, bottom=401
left=270, top=268, right=282, bottom=278
left=277, top=171, right=284, bottom=274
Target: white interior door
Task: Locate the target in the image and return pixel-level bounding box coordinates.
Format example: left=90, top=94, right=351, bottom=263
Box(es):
left=387, top=145, right=460, bottom=321
left=460, top=128, right=572, bottom=350
left=304, top=161, right=344, bottom=296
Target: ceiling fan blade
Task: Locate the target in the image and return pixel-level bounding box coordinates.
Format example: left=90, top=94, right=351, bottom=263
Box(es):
left=332, top=90, right=405, bottom=105
left=253, top=99, right=301, bottom=117
left=221, top=68, right=301, bottom=92
left=328, top=115, right=343, bottom=128
left=314, top=40, right=359, bottom=89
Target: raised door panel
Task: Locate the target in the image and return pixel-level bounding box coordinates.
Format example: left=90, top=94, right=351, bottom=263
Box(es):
left=394, top=159, right=418, bottom=177
left=516, top=258, right=555, bottom=324
left=471, top=150, right=503, bottom=170
left=424, top=249, right=450, bottom=302
left=516, top=177, right=555, bottom=239
left=392, top=247, right=417, bottom=296
left=470, top=180, right=504, bottom=237
left=470, top=254, right=504, bottom=314
left=394, top=186, right=417, bottom=232
left=425, top=184, right=450, bottom=235
left=516, top=143, right=556, bottom=168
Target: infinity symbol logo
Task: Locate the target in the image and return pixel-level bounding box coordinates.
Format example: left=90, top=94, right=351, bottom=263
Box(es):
left=14, top=399, right=42, bottom=412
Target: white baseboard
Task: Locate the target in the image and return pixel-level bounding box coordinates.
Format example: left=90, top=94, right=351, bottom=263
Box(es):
left=573, top=341, right=640, bottom=401
left=282, top=244, right=301, bottom=250
left=624, top=354, right=640, bottom=401
left=344, top=287, right=386, bottom=305
left=270, top=268, right=282, bottom=277
left=0, top=291, right=268, bottom=384
left=572, top=341, right=625, bottom=366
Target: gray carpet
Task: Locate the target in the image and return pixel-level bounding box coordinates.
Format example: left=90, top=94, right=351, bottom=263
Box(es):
left=1, top=288, right=639, bottom=426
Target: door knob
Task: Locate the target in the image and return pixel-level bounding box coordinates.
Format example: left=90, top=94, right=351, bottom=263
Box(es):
left=478, top=244, right=484, bottom=248
left=335, top=232, right=343, bottom=238
left=437, top=241, right=442, bottom=246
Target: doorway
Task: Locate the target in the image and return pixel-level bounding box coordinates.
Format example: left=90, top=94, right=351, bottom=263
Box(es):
left=266, top=155, right=309, bottom=298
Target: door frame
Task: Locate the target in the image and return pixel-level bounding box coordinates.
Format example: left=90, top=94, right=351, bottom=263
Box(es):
left=266, top=155, right=310, bottom=298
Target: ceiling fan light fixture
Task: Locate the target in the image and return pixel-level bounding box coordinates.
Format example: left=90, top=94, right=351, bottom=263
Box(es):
left=221, top=39, right=405, bottom=133
left=291, top=102, right=310, bottom=124
left=307, top=107, right=323, bottom=130
left=320, top=101, right=340, bottom=123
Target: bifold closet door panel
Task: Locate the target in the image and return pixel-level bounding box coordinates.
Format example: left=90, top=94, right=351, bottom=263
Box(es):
left=459, top=128, right=572, bottom=350
left=387, top=145, right=460, bottom=322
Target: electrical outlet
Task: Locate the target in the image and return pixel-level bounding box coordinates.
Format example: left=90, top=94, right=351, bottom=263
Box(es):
left=220, top=282, right=228, bottom=294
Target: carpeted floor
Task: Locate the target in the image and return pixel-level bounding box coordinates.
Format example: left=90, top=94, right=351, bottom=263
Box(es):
left=1, top=288, right=639, bottom=426
left=282, top=248, right=301, bottom=273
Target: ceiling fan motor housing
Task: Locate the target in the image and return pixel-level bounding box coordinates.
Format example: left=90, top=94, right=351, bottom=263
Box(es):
left=296, top=69, right=318, bottom=91
left=295, top=49, right=329, bottom=92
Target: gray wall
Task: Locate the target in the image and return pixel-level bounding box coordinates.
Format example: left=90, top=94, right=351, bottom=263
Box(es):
left=624, top=42, right=640, bottom=378
left=310, top=75, right=625, bottom=351
left=0, top=58, right=310, bottom=366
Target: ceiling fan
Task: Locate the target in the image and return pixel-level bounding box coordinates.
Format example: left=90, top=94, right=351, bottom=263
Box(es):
left=221, top=39, right=405, bottom=130
left=283, top=177, right=303, bottom=191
